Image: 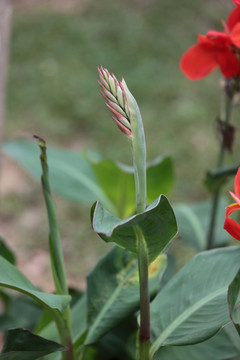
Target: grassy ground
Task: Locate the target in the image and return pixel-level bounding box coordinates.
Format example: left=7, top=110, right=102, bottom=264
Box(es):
left=2, top=0, right=240, bottom=288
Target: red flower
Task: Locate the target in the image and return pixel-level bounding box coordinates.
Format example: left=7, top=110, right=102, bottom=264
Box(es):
left=224, top=167, right=240, bottom=241
left=180, top=4, right=240, bottom=80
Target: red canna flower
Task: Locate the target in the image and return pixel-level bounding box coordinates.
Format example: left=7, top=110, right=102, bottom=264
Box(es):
left=180, top=3, right=240, bottom=80
left=224, top=167, right=240, bottom=240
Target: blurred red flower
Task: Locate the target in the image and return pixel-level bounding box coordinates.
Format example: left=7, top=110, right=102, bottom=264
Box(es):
left=224, top=167, right=240, bottom=241
left=180, top=3, right=240, bottom=80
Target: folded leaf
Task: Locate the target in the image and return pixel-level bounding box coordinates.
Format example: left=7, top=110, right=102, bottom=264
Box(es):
left=92, top=195, right=177, bottom=263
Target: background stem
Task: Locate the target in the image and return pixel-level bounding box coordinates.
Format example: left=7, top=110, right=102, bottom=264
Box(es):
left=36, top=136, right=74, bottom=360
left=207, top=86, right=234, bottom=249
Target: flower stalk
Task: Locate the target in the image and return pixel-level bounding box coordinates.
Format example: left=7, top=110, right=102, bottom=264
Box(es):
left=98, top=67, right=149, bottom=359
left=34, top=135, right=73, bottom=360
left=207, top=81, right=235, bottom=249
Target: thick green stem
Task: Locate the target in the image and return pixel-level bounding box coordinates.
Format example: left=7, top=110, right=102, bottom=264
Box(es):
left=127, top=91, right=149, bottom=359
left=35, top=136, right=73, bottom=360
left=207, top=88, right=234, bottom=250
left=136, top=226, right=150, bottom=360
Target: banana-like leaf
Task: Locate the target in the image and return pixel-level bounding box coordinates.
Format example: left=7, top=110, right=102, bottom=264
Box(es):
left=91, top=156, right=174, bottom=218
left=0, top=255, right=70, bottom=313
left=153, top=323, right=240, bottom=360
left=85, top=246, right=167, bottom=345
left=174, top=197, right=229, bottom=251
left=0, top=328, right=66, bottom=360
left=3, top=140, right=114, bottom=212
left=228, top=268, right=240, bottom=335
left=3, top=140, right=174, bottom=218
left=150, top=246, right=240, bottom=358
left=91, top=195, right=177, bottom=263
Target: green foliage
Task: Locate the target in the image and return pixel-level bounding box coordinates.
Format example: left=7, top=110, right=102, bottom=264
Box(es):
left=92, top=195, right=177, bottom=263
left=0, top=293, right=42, bottom=332
left=150, top=246, right=240, bottom=358
left=3, top=140, right=174, bottom=218
left=0, top=237, right=16, bottom=265
left=228, top=269, right=240, bottom=335
left=91, top=156, right=174, bottom=218
left=85, top=246, right=166, bottom=344
left=154, top=323, right=240, bottom=360
left=174, top=197, right=229, bottom=251
left=3, top=140, right=112, bottom=208
left=0, top=329, right=66, bottom=360
left=0, top=255, right=70, bottom=313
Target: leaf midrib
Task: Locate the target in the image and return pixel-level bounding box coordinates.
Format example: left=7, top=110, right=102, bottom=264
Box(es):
left=150, top=286, right=227, bottom=359
left=85, top=263, right=137, bottom=344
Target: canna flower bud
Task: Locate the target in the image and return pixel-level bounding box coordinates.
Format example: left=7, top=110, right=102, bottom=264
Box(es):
left=97, top=66, right=136, bottom=138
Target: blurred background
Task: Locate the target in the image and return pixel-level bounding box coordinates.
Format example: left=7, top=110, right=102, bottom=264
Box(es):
left=0, top=0, right=238, bottom=290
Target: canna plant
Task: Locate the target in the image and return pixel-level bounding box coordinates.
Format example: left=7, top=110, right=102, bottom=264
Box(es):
left=2, top=3, right=240, bottom=357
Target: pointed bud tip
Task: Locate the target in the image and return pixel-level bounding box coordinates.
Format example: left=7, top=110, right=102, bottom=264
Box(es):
left=33, top=135, right=46, bottom=148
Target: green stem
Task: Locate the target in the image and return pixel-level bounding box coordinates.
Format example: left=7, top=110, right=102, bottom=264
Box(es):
left=35, top=136, right=73, bottom=360
left=206, top=87, right=234, bottom=250
left=136, top=226, right=150, bottom=360
left=129, top=95, right=149, bottom=359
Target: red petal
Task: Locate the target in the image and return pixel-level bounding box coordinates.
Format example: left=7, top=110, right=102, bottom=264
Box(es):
left=227, top=6, right=240, bottom=32
left=180, top=43, right=217, bottom=80
left=233, top=0, right=240, bottom=7
left=216, top=50, right=240, bottom=78
left=231, top=22, right=240, bottom=47
left=234, top=167, right=240, bottom=199
left=224, top=203, right=240, bottom=240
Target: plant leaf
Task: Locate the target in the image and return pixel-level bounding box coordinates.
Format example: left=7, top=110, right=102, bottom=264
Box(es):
left=92, top=195, right=177, bottom=263
left=228, top=268, right=240, bottom=335
left=90, top=156, right=174, bottom=218
left=153, top=323, right=240, bottom=360
left=85, top=246, right=167, bottom=344
left=0, top=237, right=16, bottom=265
left=0, top=328, right=66, bottom=360
left=0, top=255, right=70, bottom=313
left=3, top=140, right=114, bottom=212
left=0, top=294, right=42, bottom=331
left=174, top=197, right=229, bottom=251
left=149, top=246, right=240, bottom=358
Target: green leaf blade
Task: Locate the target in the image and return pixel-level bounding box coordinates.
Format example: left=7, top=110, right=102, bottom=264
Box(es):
left=150, top=246, right=240, bottom=358
left=0, top=255, right=70, bottom=313
left=85, top=246, right=166, bottom=345
left=0, top=328, right=66, bottom=360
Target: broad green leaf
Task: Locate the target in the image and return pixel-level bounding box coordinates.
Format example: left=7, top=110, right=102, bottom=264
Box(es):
left=150, top=246, right=240, bottom=358
left=91, top=156, right=174, bottom=218
left=0, top=255, right=70, bottom=313
left=0, top=328, right=66, bottom=360
left=96, top=314, right=137, bottom=360
left=0, top=294, right=42, bottom=331
left=228, top=269, right=240, bottom=335
left=174, top=197, right=229, bottom=251
left=0, top=237, right=15, bottom=265
left=85, top=246, right=166, bottom=344
left=3, top=140, right=114, bottom=212
left=153, top=323, right=240, bottom=360
left=92, top=195, right=177, bottom=263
